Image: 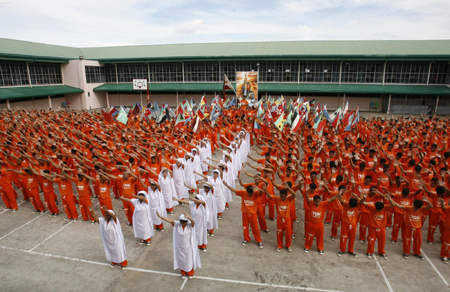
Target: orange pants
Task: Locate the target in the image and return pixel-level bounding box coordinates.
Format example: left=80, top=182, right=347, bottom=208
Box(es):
left=267, top=197, right=275, bottom=219
left=112, top=260, right=128, bottom=267
left=422, top=209, right=431, bottom=225
left=325, top=204, right=334, bottom=223
left=0, top=185, right=18, bottom=210
left=79, top=196, right=94, bottom=221
left=93, top=185, right=100, bottom=198
left=403, top=225, right=422, bottom=255
left=440, top=227, right=450, bottom=259
left=391, top=212, right=405, bottom=242
left=99, top=198, right=113, bottom=216
left=290, top=201, right=297, bottom=232
left=427, top=212, right=444, bottom=243
left=331, top=210, right=342, bottom=238
left=304, top=209, right=310, bottom=233
left=62, top=194, right=78, bottom=219
left=123, top=200, right=135, bottom=224
left=386, top=210, right=393, bottom=228
left=305, top=222, right=324, bottom=250
left=340, top=221, right=357, bottom=253
left=359, top=212, right=369, bottom=241
left=242, top=212, right=262, bottom=243
left=277, top=217, right=292, bottom=249
left=367, top=225, right=386, bottom=255
left=155, top=223, right=164, bottom=230
left=44, top=191, right=59, bottom=214
left=29, top=188, right=45, bottom=212
left=198, top=244, right=206, bottom=249
left=181, top=269, right=194, bottom=276
left=112, top=182, right=120, bottom=199
left=256, top=206, right=268, bottom=230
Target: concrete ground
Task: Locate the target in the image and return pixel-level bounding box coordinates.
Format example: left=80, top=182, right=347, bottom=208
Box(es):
left=1, top=147, right=449, bottom=292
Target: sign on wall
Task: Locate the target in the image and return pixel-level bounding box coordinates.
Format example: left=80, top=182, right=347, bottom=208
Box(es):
left=236, top=72, right=258, bottom=100
left=133, top=79, right=147, bottom=90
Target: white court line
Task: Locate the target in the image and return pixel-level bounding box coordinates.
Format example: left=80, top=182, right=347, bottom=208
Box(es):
left=373, top=254, right=394, bottom=292
left=421, top=248, right=450, bottom=287
left=0, top=214, right=43, bottom=241
left=1, top=245, right=343, bottom=292
left=180, top=278, right=188, bottom=290
left=0, top=201, right=26, bottom=215
left=29, top=202, right=100, bottom=252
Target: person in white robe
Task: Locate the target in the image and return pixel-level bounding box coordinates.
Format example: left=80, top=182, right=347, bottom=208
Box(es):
left=157, top=212, right=201, bottom=279
left=120, top=191, right=154, bottom=245
left=173, top=195, right=208, bottom=252
left=172, top=159, right=189, bottom=201
left=185, top=183, right=218, bottom=236
left=191, top=148, right=203, bottom=181
left=146, top=181, right=167, bottom=231
left=198, top=141, right=209, bottom=173
left=89, top=205, right=127, bottom=270
left=193, top=169, right=226, bottom=219
left=158, top=168, right=178, bottom=214
left=217, top=162, right=233, bottom=208
left=183, top=154, right=197, bottom=189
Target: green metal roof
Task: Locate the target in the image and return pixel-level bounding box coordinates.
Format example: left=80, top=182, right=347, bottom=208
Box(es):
left=1, top=38, right=450, bottom=63
left=0, top=85, right=84, bottom=100
left=93, top=83, right=450, bottom=95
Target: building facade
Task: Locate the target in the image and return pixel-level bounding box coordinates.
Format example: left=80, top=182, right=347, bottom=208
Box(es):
left=1, top=38, right=450, bottom=114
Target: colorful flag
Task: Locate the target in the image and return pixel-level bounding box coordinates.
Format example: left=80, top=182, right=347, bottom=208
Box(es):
left=342, top=109, right=355, bottom=126
left=117, top=107, right=128, bottom=125
left=331, top=112, right=340, bottom=130
left=274, top=113, right=287, bottom=132
left=156, top=107, right=166, bottom=124
left=317, top=119, right=327, bottom=136
left=197, top=107, right=206, bottom=120
left=153, top=101, right=159, bottom=112
left=191, top=97, right=197, bottom=109
left=343, top=100, right=349, bottom=115
left=101, top=108, right=112, bottom=122
left=199, top=95, right=207, bottom=108
left=175, top=114, right=185, bottom=129
left=109, top=106, right=118, bottom=119
left=222, top=74, right=234, bottom=98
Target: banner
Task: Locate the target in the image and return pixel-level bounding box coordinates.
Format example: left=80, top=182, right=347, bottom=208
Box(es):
left=236, top=72, right=258, bottom=100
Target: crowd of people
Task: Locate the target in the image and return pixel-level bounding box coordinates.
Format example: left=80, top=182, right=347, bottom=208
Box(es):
left=1, top=103, right=450, bottom=280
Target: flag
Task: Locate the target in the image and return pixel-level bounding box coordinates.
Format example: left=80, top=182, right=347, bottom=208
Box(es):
left=329, top=107, right=341, bottom=121
left=272, top=103, right=284, bottom=121
left=322, top=106, right=332, bottom=122
left=309, top=99, right=316, bottom=107
left=290, top=112, right=304, bottom=133
left=153, top=101, right=159, bottom=112
left=191, top=97, right=197, bottom=109
left=199, top=95, right=207, bottom=107
left=222, top=74, right=234, bottom=98
left=175, top=114, right=185, bottom=129
left=143, top=105, right=152, bottom=118
left=343, top=100, right=349, bottom=115
left=342, top=110, right=355, bottom=126
left=285, top=111, right=293, bottom=125
left=264, top=110, right=273, bottom=126
left=101, top=108, right=112, bottom=122
left=313, top=115, right=323, bottom=129
left=331, top=112, right=340, bottom=130
left=156, top=107, right=166, bottom=124
left=109, top=107, right=118, bottom=119
left=197, top=107, right=206, bottom=120
left=351, top=107, right=360, bottom=127
left=192, top=116, right=200, bottom=133
left=274, top=113, right=287, bottom=131
left=117, top=107, right=128, bottom=125
left=344, top=114, right=355, bottom=132
left=317, top=119, right=327, bottom=136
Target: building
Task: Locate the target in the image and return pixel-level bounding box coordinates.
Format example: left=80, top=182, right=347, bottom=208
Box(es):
left=1, top=38, right=450, bottom=114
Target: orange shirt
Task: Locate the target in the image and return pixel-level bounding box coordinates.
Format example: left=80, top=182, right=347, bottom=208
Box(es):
left=366, top=204, right=390, bottom=228
left=26, top=174, right=40, bottom=189
left=404, top=206, right=425, bottom=229
left=271, top=196, right=294, bottom=219
left=0, top=169, right=12, bottom=187
left=393, top=194, right=413, bottom=215
left=97, top=180, right=111, bottom=200
left=236, top=190, right=260, bottom=214
left=54, top=178, right=73, bottom=196
left=40, top=177, right=54, bottom=193
left=74, top=179, right=90, bottom=198
left=118, top=177, right=136, bottom=198
left=341, top=201, right=358, bottom=225
left=308, top=200, right=329, bottom=224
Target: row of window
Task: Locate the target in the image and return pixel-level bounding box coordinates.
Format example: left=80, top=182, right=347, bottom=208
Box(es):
left=0, top=61, right=62, bottom=86
left=86, top=61, right=450, bottom=84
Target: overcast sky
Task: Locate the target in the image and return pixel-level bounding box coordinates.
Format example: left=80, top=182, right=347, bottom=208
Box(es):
left=1, top=0, right=449, bottom=47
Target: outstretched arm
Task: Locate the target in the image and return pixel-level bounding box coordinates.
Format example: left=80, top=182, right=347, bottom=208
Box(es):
left=157, top=211, right=174, bottom=225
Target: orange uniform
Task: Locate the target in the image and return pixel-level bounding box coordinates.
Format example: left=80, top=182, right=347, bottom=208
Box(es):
left=0, top=169, right=18, bottom=210
left=340, top=201, right=358, bottom=254
left=403, top=206, right=427, bottom=256
left=366, top=204, right=389, bottom=255
left=305, top=200, right=329, bottom=251
left=271, top=195, right=294, bottom=249
left=236, top=190, right=262, bottom=243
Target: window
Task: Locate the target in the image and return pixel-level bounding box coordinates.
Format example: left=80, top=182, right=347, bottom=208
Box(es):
left=341, top=61, right=384, bottom=83
left=221, top=61, right=258, bottom=81
left=117, top=63, right=148, bottom=83
left=28, top=62, right=62, bottom=85
left=85, top=66, right=106, bottom=83
left=259, top=61, right=299, bottom=82
left=184, top=62, right=219, bottom=82
left=299, top=61, right=340, bottom=83
left=385, top=61, right=429, bottom=84
left=429, top=61, right=450, bottom=84
left=104, top=64, right=117, bottom=83
left=149, top=62, right=182, bottom=82
left=0, top=61, right=29, bottom=86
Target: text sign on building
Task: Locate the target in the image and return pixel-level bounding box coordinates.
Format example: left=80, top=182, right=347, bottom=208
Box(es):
left=133, top=79, right=147, bottom=90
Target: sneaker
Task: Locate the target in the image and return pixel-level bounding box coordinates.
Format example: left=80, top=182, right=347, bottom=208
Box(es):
left=338, top=251, right=343, bottom=257
left=170, top=212, right=174, bottom=215
left=415, top=254, right=424, bottom=261
left=304, top=248, right=309, bottom=253
left=386, top=226, right=390, bottom=230
left=3, top=208, right=9, bottom=211
left=126, top=223, right=132, bottom=227
left=33, top=210, right=40, bottom=213
left=218, top=215, right=222, bottom=220
left=324, top=222, right=329, bottom=226
left=225, top=206, right=229, bottom=210
left=121, top=266, right=127, bottom=270
left=40, top=211, right=45, bottom=214
left=264, top=229, right=270, bottom=233
left=188, top=276, right=194, bottom=279
left=287, top=247, right=292, bottom=252
left=380, top=254, right=387, bottom=259
left=202, top=248, right=207, bottom=252
left=403, top=253, right=408, bottom=259
left=258, top=242, right=264, bottom=249
left=269, top=218, right=276, bottom=221
left=54, top=213, right=59, bottom=217
left=12, top=209, right=17, bottom=212
left=442, top=257, right=448, bottom=264
left=140, top=240, right=145, bottom=245
left=319, top=250, right=324, bottom=255
left=359, top=240, right=365, bottom=243
left=391, top=240, right=396, bottom=244
left=207, top=233, right=210, bottom=237
left=292, top=234, right=296, bottom=239
left=276, top=247, right=281, bottom=252
left=367, top=253, right=373, bottom=259
left=160, top=229, right=164, bottom=232
left=210, top=233, right=214, bottom=237
left=91, top=221, right=95, bottom=224
left=427, top=241, right=433, bottom=245
left=146, top=241, right=151, bottom=246
left=242, top=241, right=249, bottom=246
left=181, top=275, right=187, bottom=280
left=110, top=263, right=116, bottom=268
left=73, top=219, right=77, bottom=222
left=49, top=213, right=55, bottom=217
left=294, top=219, right=299, bottom=222
left=349, top=252, right=358, bottom=258
left=331, top=237, right=335, bottom=241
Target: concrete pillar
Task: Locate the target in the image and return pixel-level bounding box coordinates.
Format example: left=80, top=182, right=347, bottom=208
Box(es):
left=140, top=92, right=143, bottom=105
left=106, top=92, right=110, bottom=108
left=6, top=100, right=10, bottom=109
left=387, top=94, right=392, bottom=114
left=48, top=96, right=52, bottom=109
left=435, top=95, right=440, bottom=115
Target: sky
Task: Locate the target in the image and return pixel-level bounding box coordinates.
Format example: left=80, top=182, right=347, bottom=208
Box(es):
left=0, top=0, right=449, bottom=47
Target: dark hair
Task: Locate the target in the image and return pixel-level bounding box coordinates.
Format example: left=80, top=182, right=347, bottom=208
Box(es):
left=402, top=188, right=410, bottom=195
left=246, top=185, right=254, bottom=193
left=436, top=186, right=446, bottom=195
left=413, top=200, right=423, bottom=209
left=280, top=189, right=288, bottom=195
left=375, top=202, right=384, bottom=210
left=349, top=198, right=358, bottom=207
left=310, top=183, right=317, bottom=190
left=313, top=195, right=321, bottom=201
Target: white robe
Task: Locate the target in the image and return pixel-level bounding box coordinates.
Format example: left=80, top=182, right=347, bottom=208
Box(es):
left=183, top=158, right=196, bottom=188
left=173, top=221, right=201, bottom=271
left=173, top=164, right=189, bottom=199
left=198, top=146, right=209, bottom=172
left=131, top=198, right=154, bottom=240
left=200, top=189, right=218, bottom=230
left=99, top=217, right=127, bottom=263
left=207, top=176, right=226, bottom=213
left=158, top=172, right=178, bottom=210
left=148, top=187, right=167, bottom=225
left=189, top=201, right=207, bottom=246
left=192, top=154, right=203, bottom=181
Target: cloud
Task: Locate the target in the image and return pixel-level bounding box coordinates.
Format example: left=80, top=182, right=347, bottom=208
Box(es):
left=175, top=19, right=205, bottom=34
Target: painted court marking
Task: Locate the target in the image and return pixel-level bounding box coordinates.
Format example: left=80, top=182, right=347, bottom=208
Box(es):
left=0, top=214, right=43, bottom=241
left=421, top=248, right=450, bottom=287
left=1, top=245, right=344, bottom=292
left=373, top=254, right=394, bottom=292
left=180, top=278, right=188, bottom=290
left=0, top=201, right=26, bottom=215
